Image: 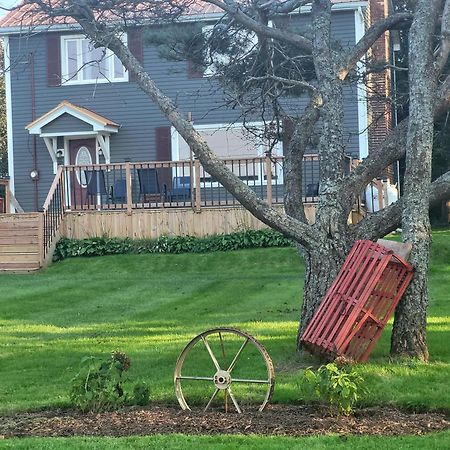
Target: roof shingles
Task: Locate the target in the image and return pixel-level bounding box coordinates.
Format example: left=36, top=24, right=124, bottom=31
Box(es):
left=0, top=1, right=364, bottom=31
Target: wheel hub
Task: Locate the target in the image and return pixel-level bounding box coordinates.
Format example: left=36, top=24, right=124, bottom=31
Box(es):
left=214, top=369, right=231, bottom=389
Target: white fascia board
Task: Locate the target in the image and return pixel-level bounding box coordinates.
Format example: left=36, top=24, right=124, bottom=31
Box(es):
left=93, top=125, right=119, bottom=133
left=27, top=105, right=117, bottom=135
left=0, top=23, right=81, bottom=36
left=355, top=8, right=369, bottom=159
left=3, top=35, right=15, bottom=207
left=298, top=1, right=367, bottom=13
left=40, top=131, right=97, bottom=138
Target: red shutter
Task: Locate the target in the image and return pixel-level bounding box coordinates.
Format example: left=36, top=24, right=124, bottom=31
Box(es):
left=128, top=29, right=144, bottom=82
left=155, top=126, right=171, bottom=161
left=155, top=126, right=172, bottom=191
left=47, top=34, right=61, bottom=87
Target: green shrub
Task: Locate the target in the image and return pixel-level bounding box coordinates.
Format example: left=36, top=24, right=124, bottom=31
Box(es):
left=133, top=382, right=150, bottom=406
left=54, top=229, right=293, bottom=261
left=304, top=363, right=366, bottom=415
left=70, top=351, right=148, bottom=412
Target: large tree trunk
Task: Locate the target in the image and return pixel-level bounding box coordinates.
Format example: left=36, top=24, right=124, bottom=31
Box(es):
left=296, top=234, right=351, bottom=348
left=390, top=0, right=440, bottom=360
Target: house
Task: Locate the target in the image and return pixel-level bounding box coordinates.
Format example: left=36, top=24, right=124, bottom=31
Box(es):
left=0, top=0, right=394, bottom=269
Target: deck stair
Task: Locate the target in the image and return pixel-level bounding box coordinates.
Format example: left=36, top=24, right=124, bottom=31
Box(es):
left=0, top=213, right=42, bottom=272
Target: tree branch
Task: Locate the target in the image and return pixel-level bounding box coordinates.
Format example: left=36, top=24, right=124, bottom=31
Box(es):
left=203, top=0, right=313, bottom=53
left=339, top=12, right=413, bottom=80
left=352, top=170, right=450, bottom=241
left=348, top=69, right=450, bottom=195
left=435, top=0, right=450, bottom=74
left=284, top=103, right=321, bottom=223
left=258, top=0, right=311, bottom=14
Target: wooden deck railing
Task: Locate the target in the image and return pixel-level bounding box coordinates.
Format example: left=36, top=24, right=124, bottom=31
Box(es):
left=59, top=155, right=322, bottom=212
left=0, top=178, right=10, bottom=214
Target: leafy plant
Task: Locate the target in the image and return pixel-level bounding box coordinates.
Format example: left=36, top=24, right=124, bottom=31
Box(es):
left=70, top=350, right=146, bottom=412
left=304, top=363, right=366, bottom=415
left=54, top=229, right=293, bottom=261
left=133, top=382, right=150, bottom=406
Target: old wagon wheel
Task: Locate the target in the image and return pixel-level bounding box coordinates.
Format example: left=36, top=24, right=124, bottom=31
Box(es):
left=174, top=327, right=275, bottom=413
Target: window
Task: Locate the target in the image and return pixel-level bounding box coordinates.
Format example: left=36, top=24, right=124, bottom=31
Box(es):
left=61, top=34, right=128, bottom=84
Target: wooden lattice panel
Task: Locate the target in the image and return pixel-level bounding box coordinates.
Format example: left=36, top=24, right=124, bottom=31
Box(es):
left=300, top=240, right=414, bottom=362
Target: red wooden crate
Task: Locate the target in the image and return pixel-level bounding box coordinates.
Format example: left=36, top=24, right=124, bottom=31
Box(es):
left=300, top=240, right=414, bottom=362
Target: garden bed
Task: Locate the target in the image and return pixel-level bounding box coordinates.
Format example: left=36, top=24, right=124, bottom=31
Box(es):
left=1, top=405, right=449, bottom=439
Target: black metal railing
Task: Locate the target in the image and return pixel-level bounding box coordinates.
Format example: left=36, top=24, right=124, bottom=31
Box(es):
left=42, top=167, right=65, bottom=259
left=59, top=155, right=323, bottom=212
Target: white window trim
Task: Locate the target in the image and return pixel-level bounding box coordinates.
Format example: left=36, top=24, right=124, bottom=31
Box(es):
left=354, top=8, right=369, bottom=159
left=60, top=34, right=129, bottom=85
left=3, top=36, right=15, bottom=210
left=171, top=122, right=283, bottom=187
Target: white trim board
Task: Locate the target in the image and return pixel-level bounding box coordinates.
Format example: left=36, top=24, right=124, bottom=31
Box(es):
left=355, top=7, right=369, bottom=159
left=3, top=35, right=15, bottom=211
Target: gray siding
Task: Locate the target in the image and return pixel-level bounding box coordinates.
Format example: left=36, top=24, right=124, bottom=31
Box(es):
left=8, top=9, right=361, bottom=211
left=41, top=113, right=94, bottom=133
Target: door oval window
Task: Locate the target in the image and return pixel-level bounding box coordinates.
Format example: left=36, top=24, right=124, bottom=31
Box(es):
left=75, top=146, right=92, bottom=187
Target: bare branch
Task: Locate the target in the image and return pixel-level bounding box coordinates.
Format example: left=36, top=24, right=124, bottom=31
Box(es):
left=348, top=67, right=450, bottom=195
left=203, top=0, right=313, bottom=53
left=339, top=12, right=413, bottom=80
left=244, top=74, right=320, bottom=97
left=284, top=103, right=321, bottom=223
left=259, top=0, right=311, bottom=14
left=435, top=0, right=450, bottom=74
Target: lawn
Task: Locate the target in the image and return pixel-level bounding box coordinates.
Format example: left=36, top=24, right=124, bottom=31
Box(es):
left=0, top=230, right=449, bottom=447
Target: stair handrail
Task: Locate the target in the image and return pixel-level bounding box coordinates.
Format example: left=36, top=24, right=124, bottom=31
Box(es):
left=42, top=166, right=66, bottom=259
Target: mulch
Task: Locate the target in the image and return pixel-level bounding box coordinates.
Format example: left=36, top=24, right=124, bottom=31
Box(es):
left=1, top=405, right=449, bottom=439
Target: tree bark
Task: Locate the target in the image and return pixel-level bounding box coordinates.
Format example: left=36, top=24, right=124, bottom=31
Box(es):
left=390, top=0, right=440, bottom=360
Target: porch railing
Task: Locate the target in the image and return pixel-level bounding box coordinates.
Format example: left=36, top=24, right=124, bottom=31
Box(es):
left=60, top=155, right=321, bottom=212
left=42, top=166, right=65, bottom=259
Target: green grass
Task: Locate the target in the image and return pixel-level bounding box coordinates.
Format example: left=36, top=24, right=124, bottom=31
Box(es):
left=1, top=432, right=450, bottom=449
left=0, top=230, right=449, bottom=447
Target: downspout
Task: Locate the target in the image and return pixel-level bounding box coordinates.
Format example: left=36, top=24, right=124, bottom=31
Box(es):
left=29, top=52, right=39, bottom=211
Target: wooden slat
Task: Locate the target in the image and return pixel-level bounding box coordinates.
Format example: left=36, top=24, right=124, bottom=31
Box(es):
left=0, top=221, right=39, bottom=229
left=0, top=228, right=39, bottom=237
left=0, top=261, right=40, bottom=271
left=0, top=253, right=40, bottom=263
left=0, top=244, right=40, bottom=253
left=0, top=236, right=39, bottom=245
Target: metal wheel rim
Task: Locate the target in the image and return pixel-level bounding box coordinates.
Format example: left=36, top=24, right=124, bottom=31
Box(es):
left=174, top=327, right=275, bottom=413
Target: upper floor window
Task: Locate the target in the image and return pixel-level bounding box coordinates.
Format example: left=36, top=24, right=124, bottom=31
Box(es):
left=61, top=34, right=128, bottom=85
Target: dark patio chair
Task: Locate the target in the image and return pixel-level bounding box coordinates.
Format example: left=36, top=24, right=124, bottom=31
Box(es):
left=305, top=183, right=319, bottom=197
left=84, top=170, right=108, bottom=205
left=170, top=176, right=191, bottom=202
left=111, top=179, right=127, bottom=203
left=137, top=168, right=166, bottom=202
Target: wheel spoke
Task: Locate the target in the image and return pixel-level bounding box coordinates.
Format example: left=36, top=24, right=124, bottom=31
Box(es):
left=227, top=387, right=242, bottom=414
left=201, top=335, right=221, bottom=371
left=176, top=376, right=214, bottom=381
left=204, top=388, right=220, bottom=412
left=219, top=332, right=227, bottom=367
left=231, top=377, right=270, bottom=384
left=227, top=337, right=249, bottom=373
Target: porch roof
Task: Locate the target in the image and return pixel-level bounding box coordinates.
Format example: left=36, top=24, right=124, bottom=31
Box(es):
left=26, top=101, right=120, bottom=136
